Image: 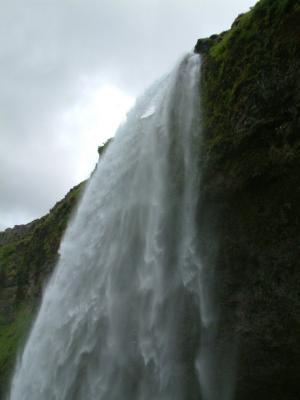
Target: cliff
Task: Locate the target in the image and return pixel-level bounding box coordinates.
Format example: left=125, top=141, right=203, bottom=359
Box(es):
left=0, top=0, right=299, bottom=398
left=195, top=0, right=300, bottom=399
left=0, top=183, right=84, bottom=396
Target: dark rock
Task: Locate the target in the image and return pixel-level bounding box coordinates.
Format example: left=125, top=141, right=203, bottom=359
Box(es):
left=197, top=0, right=300, bottom=399
left=194, top=34, right=220, bottom=54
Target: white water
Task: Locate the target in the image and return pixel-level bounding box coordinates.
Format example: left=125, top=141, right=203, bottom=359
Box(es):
left=9, top=53, right=217, bottom=400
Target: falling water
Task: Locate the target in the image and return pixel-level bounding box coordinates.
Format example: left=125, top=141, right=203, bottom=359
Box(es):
left=9, top=53, right=218, bottom=400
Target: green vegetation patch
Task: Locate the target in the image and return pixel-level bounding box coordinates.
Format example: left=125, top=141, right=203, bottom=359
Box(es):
left=197, top=0, right=300, bottom=193
left=0, top=183, right=84, bottom=397
left=195, top=1, right=300, bottom=398
left=0, top=303, right=33, bottom=395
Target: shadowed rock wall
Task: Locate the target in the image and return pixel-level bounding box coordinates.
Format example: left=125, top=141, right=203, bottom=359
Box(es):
left=196, top=0, right=300, bottom=398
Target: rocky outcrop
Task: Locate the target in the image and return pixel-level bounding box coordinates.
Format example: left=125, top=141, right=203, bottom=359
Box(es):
left=195, top=0, right=300, bottom=399
left=0, top=222, right=38, bottom=246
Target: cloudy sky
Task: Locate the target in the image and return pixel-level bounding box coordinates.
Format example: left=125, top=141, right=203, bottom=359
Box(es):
left=0, top=0, right=257, bottom=230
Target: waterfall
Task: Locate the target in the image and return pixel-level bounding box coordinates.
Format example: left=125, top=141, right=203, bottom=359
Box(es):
left=9, top=53, right=217, bottom=400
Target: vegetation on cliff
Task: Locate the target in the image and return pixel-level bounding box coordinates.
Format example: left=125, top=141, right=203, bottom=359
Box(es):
left=195, top=0, right=300, bottom=399
left=0, top=183, right=84, bottom=396
left=197, top=0, right=300, bottom=191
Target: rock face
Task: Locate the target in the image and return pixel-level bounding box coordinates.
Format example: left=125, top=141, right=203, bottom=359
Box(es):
left=0, top=223, right=37, bottom=247
left=195, top=0, right=300, bottom=399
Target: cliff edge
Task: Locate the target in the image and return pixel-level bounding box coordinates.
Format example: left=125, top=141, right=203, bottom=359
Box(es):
left=196, top=0, right=300, bottom=399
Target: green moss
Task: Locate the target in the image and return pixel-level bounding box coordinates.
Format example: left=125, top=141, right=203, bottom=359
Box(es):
left=0, top=182, right=85, bottom=396
left=198, top=0, right=300, bottom=192
left=195, top=0, right=300, bottom=398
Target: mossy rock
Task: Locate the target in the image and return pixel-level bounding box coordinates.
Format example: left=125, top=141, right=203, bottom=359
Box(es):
left=195, top=0, right=300, bottom=399
left=0, top=182, right=85, bottom=398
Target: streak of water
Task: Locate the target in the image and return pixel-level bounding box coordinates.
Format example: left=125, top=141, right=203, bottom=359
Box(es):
left=9, top=53, right=219, bottom=400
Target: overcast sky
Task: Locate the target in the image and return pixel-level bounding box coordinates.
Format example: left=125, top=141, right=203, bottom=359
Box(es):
left=0, top=0, right=257, bottom=230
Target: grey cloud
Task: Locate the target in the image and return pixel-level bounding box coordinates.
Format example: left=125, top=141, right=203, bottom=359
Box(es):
left=0, top=0, right=256, bottom=229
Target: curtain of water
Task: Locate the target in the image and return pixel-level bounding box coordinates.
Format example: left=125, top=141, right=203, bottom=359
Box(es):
left=9, top=53, right=219, bottom=400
